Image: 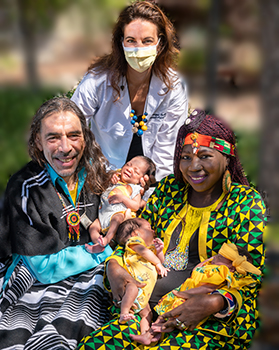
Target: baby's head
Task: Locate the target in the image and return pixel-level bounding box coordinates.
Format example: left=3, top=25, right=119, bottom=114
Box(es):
left=213, top=245, right=253, bottom=273
left=120, top=156, right=156, bottom=184
left=115, top=217, right=155, bottom=246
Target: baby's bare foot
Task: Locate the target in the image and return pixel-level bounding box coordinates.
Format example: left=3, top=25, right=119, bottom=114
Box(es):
left=119, top=313, right=135, bottom=324
left=85, top=243, right=105, bottom=254
left=130, top=328, right=161, bottom=345
left=130, top=332, right=156, bottom=345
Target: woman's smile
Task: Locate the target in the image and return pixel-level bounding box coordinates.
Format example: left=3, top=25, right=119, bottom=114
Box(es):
left=180, top=144, right=228, bottom=194
left=188, top=174, right=208, bottom=184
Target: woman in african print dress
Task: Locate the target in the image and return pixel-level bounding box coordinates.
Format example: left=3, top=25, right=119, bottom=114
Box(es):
left=77, top=109, right=267, bottom=350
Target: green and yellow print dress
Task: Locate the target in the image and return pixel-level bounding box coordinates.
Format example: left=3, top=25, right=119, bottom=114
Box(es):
left=77, top=175, right=267, bottom=350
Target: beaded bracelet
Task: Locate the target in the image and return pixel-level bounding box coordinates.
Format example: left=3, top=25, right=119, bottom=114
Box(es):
left=211, top=289, right=236, bottom=318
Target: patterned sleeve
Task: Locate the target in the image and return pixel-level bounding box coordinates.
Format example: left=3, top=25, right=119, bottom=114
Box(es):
left=232, top=188, right=267, bottom=269
left=215, top=186, right=267, bottom=322
left=140, top=177, right=166, bottom=232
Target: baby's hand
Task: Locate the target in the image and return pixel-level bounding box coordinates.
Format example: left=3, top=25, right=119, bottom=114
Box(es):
left=153, top=238, right=164, bottom=254
left=156, top=263, right=169, bottom=277
left=111, top=172, right=120, bottom=185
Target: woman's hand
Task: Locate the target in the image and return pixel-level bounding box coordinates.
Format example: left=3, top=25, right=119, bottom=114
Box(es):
left=152, top=292, right=226, bottom=332
left=139, top=173, right=156, bottom=196
left=107, top=259, right=146, bottom=305
left=140, top=174, right=150, bottom=187
left=151, top=315, right=175, bottom=333
left=139, top=174, right=150, bottom=197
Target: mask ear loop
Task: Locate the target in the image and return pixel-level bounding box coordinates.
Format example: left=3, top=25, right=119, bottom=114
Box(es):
left=155, top=37, right=161, bottom=55
left=156, top=36, right=162, bottom=51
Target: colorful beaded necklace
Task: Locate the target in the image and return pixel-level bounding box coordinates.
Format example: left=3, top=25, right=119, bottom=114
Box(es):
left=54, top=183, right=81, bottom=242
left=130, top=109, right=148, bottom=136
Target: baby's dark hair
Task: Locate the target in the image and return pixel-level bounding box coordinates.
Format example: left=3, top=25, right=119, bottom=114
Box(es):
left=115, top=218, right=141, bottom=246
left=237, top=246, right=253, bottom=264
left=134, top=155, right=156, bottom=180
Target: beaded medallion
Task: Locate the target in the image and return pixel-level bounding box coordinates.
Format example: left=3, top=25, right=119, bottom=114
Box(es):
left=55, top=187, right=81, bottom=242
left=66, top=211, right=81, bottom=242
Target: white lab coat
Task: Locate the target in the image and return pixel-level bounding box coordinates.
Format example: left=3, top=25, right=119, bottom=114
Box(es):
left=71, top=69, right=188, bottom=183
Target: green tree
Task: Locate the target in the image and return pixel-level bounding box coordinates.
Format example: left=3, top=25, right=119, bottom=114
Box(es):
left=15, top=0, right=75, bottom=88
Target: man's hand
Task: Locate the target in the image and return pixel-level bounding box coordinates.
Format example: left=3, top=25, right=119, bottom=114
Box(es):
left=107, top=259, right=146, bottom=304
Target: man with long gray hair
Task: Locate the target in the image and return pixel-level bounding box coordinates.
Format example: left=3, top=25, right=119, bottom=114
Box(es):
left=0, top=97, right=114, bottom=349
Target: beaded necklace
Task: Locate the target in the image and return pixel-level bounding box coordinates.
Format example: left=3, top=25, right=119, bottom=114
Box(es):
left=130, top=110, right=148, bottom=136
left=124, top=72, right=150, bottom=136
left=55, top=182, right=81, bottom=242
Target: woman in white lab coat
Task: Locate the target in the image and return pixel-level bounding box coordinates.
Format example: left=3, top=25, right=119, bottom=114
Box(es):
left=72, top=0, right=188, bottom=197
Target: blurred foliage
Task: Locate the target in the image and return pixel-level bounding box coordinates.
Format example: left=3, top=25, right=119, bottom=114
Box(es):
left=179, top=48, right=206, bottom=73
left=76, top=0, right=128, bottom=39
left=235, top=130, right=260, bottom=188
left=266, top=222, right=279, bottom=244
left=0, top=87, right=260, bottom=197
left=196, top=0, right=210, bottom=10
left=219, top=23, right=233, bottom=38
left=6, top=0, right=128, bottom=87
left=15, top=0, right=76, bottom=31
left=0, top=53, right=18, bottom=71
left=0, top=87, right=65, bottom=195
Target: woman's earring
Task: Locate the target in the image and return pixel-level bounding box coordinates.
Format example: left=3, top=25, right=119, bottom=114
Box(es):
left=222, top=169, right=232, bottom=194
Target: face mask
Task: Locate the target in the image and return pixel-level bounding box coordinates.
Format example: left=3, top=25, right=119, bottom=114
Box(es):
left=122, top=39, right=160, bottom=73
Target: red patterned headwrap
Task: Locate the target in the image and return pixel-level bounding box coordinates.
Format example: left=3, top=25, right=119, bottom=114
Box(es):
left=183, top=132, right=235, bottom=156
